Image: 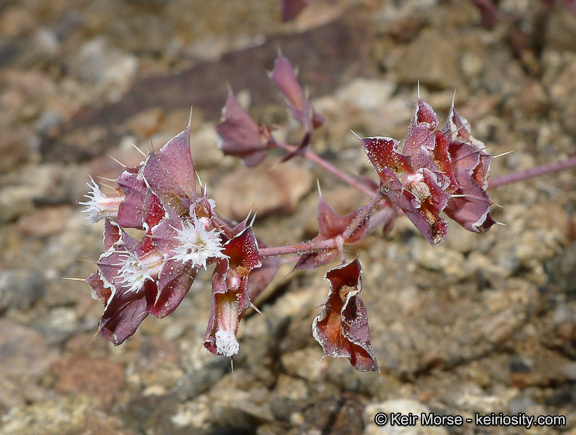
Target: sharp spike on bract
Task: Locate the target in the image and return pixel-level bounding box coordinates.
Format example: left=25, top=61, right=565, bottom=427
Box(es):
left=349, top=130, right=362, bottom=141
left=62, top=277, right=87, bottom=282
left=276, top=45, right=282, bottom=58
left=95, top=176, right=117, bottom=183
left=495, top=221, right=506, bottom=226
left=250, top=303, right=263, bottom=316
left=131, top=142, right=147, bottom=157
left=89, top=330, right=101, bottom=344
left=417, top=81, right=421, bottom=99
left=107, top=154, right=127, bottom=168
left=248, top=210, right=257, bottom=227
left=195, top=172, right=203, bottom=188
left=452, top=88, right=457, bottom=107
left=230, top=357, right=234, bottom=373
left=188, top=106, right=193, bottom=129
left=316, top=179, right=322, bottom=196
left=225, top=82, right=233, bottom=93
left=493, top=150, right=514, bottom=159
left=100, top=183, right=116, bottom=190
left=78, top=258, right=97, bottom=264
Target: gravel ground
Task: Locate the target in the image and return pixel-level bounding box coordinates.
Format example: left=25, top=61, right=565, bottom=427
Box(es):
left=0, top=0, right=575, bottom=434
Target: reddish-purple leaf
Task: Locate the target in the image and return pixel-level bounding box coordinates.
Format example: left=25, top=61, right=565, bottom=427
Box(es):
left=403, top=99, right=438, bottom=155
left=98, top=283, right=151, bottom=346
left=103, top=219, right=121, bottom=251
left=149, top=259, right=198, bottom=318
left=94, top=220, right=169, bottom=344
left=312, top=259, right=379, bottom=373
left=442, top=106, right=495, bottom=233
left=143, top=123, right=196, bottom=214
left=215, top=90, right=271, bottom=167
left=269, top=56, right=324, bottom=132
left=91, top=230, right=153, bottom=345
left=117, top=166, right=147, bottom=229
left=247, top=240, right=281, bottom=302
left=295, top=195, right=370, bottom=269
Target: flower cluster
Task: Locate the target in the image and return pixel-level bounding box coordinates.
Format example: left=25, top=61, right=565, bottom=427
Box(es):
left=361, top=99, right=495, bottom=245
left=82, top=53, right=499, bottom=374
left=82, top=120, right=271, bottom=360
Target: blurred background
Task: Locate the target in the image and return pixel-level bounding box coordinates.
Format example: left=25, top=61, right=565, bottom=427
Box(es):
left=0, top=0, right=575, bottom=433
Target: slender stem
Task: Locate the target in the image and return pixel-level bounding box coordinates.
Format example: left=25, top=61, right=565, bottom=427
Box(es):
left=367, top=202, right=400, bottom=233
left=273, top=141, right=376, bottom=197
left=342, top=189, right=384, bottom=240
left=489, top=155, right=576, bottom=189
left=259, top=238, right=337, bottom=257
left=258, top=191, right=394, bottom=258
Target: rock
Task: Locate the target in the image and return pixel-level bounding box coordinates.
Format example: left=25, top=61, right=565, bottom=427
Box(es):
left=0, top=319, right=58, bottom=379
left=335, top=79, right=396, bottom=111
left=561, top=96, right=576, bottom=136
left=411, top=243, right=473, bottom=282
left=125, top=393, right=188, bottom=434
left=560, top=362, right=576, bottom=381
left=301, top=394, right=365, bottom=435
left=0, top=127, right=33, bottom=173
left=73, top=36, right=138, bottom=102
left=546, top=242, right=576, bottom=293
left=124, top=107, right=165, bottom=139
left=281, top=347, right=327, bottom=382
left=514, top=79, right=550, bottom=118
left=544, top=6, right=576, bottom=52
left=16, top=205, right=74, bottom=237
left=508, top=392, right=535, bottom=415
left=176, top=358, right=229, bottom=402
left=0, top=5, right=37, bottom=38
left=0, top=186, right=36, bottom=223
left=363, top=399, right=448, bottom=435
left=209, top=382, right=275, bottom=430
left=395, top=29, right=461, bottom=89
left=0, top=396, right=93, bottom=435
left=51, top=356, right=126, bottom=410
left=0, top=319, right=58, bottom=410
left=546, top=57, right=576, bottom=135
left=33, top=307, right=82, bottom=344
left=212, top=160, right=314, bottom=221
left=0, top=269, right=44, bottom=312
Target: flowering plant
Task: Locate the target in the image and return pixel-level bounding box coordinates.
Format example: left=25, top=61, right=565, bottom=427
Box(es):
left=82, top=54, right=576, bottom=373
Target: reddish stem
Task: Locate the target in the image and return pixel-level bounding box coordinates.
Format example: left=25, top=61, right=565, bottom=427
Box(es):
left=273, top=141, right=376, bottom=197
left=259, top=238, right=337, bottom=257
left=342, top=189, right=384, bottom=240
left=489, top=155, right=576, bottom=189
left=258, top=196, right=398, bottom=258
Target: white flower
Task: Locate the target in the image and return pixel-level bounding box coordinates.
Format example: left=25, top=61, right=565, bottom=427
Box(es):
left=215, top=292, right=241, bottom=357
left=116, top=250, right=164, bottom=293
left=80, top=176, right=125, bottom=225
left=215, top=330, right=240, bottom=358
left=171, top=217, right=227, bottom=269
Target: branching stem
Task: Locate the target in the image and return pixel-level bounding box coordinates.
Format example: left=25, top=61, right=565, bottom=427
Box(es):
left=272, top=141, right=375, bottom=197
left=489, top=155, right=576, bottom=189
left=259, top=140, right=576, bottom=259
